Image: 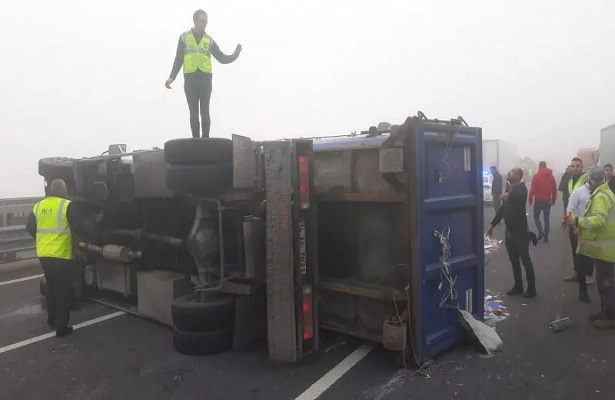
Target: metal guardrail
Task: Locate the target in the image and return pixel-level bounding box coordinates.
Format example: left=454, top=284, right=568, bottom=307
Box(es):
left=0, top=198, right=40, bottom=264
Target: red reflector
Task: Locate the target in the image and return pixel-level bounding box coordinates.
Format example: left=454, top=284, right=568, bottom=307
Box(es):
left=302, top=286, right=314, bottom=341
left=298, top=156, right=310, bottom=209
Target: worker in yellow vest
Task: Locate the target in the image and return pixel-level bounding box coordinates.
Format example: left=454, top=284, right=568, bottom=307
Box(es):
left=165, top=9, right=242, bottom=138
left=26, top=179, right=82, bottom=337
left=568, top=166, right=615, bottom=328
left=565, top=156, right=588, bottom=282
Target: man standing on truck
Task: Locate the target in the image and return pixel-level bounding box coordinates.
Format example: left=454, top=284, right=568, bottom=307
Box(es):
left=565, top=157, right=587, bottom=282
left=26, top=179, right=85, bottom=337
left=165, top=10, right=242, bottom=138
left=568, top=166, right=615, bottom=328
left=490, top=165, right=503, bottom=211
left=528, top=161, right=557, bottom=242
left=487, top=167, right=537, bottom=298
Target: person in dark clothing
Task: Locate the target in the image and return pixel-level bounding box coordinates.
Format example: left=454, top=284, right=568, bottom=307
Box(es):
left=604, top=163, right=615, bottom=193
left=490, top=166, right=503, bottom=212
left=26, top=179, right=87, bottom=337
left=558, top=165, right=572, bottom=214
left=487, top=167, right=537, bottom=298
left=165, top=10, right=242, bottom=138
left=528, top=161, right=557, bottom=242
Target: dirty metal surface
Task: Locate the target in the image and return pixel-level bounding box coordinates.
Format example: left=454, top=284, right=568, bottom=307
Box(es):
left=263, top=141, right=297, bottom=363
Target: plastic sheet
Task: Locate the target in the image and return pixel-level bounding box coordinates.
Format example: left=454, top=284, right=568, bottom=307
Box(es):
left=484, top=293, right=510, bottom=326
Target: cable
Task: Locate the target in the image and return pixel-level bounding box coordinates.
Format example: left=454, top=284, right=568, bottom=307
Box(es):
left=393, top=287, right=466, bottom=377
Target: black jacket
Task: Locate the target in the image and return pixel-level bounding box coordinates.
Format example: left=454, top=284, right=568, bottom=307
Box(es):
left=558, top=173, right=571, bottom=197
left=491, top=182, right=529, bottom=233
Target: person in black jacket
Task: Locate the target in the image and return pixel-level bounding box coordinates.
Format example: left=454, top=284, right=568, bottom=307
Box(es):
left=604, top=163, right=615, bottom=193
left=490, top=166, right=503, bottom=212
left=487, top=167, right=537, bottom=298
left=558, top=165, right=572, bottom=215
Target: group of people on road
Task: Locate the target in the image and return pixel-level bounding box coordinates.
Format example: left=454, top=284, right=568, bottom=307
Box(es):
left=488, top=158, right=615, bottom=330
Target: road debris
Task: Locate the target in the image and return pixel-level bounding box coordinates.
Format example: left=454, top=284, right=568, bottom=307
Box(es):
left=484, top=294, right=510, bottom=326
left=484, top=236, right=502, bottom=256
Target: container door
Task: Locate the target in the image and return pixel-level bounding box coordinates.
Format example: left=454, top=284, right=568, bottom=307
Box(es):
left=410, top=121, right=484, bottom=363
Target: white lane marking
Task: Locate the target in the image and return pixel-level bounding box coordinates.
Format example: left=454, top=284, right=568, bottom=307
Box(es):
left=295, top=343, right=375, bottom=400
left=0, top=274, right=44, bottom=287
left=0, top=311, right=125, bottom=355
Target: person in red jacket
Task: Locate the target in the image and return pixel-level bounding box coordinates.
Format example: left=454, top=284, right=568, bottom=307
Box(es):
left=528, top=161, right=557, bottom=242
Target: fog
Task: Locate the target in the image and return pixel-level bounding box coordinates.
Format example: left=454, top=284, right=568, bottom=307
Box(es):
left=1, top=0, right=614, bottom=198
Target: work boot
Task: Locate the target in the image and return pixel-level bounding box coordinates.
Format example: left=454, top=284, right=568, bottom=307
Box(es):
left=507, top=286, right=524, bottom=296
left=579, top=291, right=591, bottom=303
left=524, top=289, right=537, bottom=298
left=564, top=273, right=578, bottom=282
left=56, top=326, right=74, bottom=338
left=588, top=310, right=608, bottom=322
left=594, top=319, right=615, bottom=329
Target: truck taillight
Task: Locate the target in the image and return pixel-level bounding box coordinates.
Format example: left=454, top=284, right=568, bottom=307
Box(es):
left=302, top=286, right=314, bottom=341
left=298, top=156, right=310, bottom=209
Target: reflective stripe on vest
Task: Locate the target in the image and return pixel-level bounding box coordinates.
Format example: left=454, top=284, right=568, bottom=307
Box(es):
left=182, top=30, right=212, bottom=74
left=579, top=239, right=615, bottom=248
left=568, top=173, right=586, bottom=194
left=34, top=197, right=73, bottom=260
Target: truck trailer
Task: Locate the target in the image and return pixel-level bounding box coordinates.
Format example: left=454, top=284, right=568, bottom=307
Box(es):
left=36, top=113, right=485, bottom=365
left=598, top=123, right=615, bottom=166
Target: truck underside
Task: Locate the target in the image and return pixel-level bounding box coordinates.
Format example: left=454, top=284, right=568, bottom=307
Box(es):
left=37, top=112, right=485, bottom=364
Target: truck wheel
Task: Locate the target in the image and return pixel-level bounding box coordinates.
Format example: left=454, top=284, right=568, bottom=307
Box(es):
left=166, top=163, right=233, bottom=193
left=164, top=138, right=233, bottom=165
left=38, top=157, right=75, bottom=179
left=172, top=327, right=233, bottom=356
left=172, top=293, right=236, bottom=332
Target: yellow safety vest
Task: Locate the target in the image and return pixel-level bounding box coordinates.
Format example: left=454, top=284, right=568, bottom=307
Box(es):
left=33, top=197, right=73, bottom=260
left=568, top=172, right=586, bottom=194
left=578, top=184, right=615, bottom=263
left=182, top=29, right=213, bottom=74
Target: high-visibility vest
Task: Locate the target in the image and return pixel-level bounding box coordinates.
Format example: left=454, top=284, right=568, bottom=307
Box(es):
left=578, top=184, right=615, bottom=263
left=568, top=172, right=586, bottom=195
left=33, top=197, right=73, bottom=260
left=182, top=29, right=213, bottom=74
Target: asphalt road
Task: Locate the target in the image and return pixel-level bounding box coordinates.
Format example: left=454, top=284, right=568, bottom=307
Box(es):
left=0, top=205, right=612, bottom=400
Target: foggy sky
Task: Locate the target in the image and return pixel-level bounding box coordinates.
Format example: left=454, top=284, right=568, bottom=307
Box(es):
left=1, top=0, right=614, bottom=198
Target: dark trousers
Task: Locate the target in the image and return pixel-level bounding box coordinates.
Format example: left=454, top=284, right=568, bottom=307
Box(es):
left=505, top=230, right=536, bottom=290
left=562, top=195, right=569, bottom=215
left=533, top=201, right=551, bottom=238
left=569, top=227, right=595, bottom=280
left=184, top=72, right=213, bottom=138
left=594, top=260, right=615, bottom=318
left=493, top=195, right=501, bottom=213
left=40, top=257, right=73, bottom=329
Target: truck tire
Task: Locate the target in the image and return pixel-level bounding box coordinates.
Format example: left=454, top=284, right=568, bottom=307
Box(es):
left=164, top=138, right=233, bottom=165
left=38, top=157, right=75, bottom=179
left=172, top=293, right=236, bottom=332
left=166, top=163, right=233, bottom=193
left=172, top=327, right=233, bottom=356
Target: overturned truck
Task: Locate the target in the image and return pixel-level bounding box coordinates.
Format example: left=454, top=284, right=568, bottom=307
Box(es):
left=37, top=113, right=484, bottom=364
